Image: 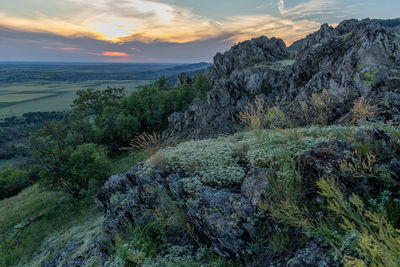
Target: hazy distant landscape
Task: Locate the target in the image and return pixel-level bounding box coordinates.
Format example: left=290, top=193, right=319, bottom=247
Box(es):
left=0, top=62, right=210, bottom=118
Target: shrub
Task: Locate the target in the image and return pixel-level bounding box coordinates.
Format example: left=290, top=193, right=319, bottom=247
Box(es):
left=239, top=95, right=266, bottom=130
left=318, top=178, right=400, bottom=266
left=30, top=121, right=110, bottom=198
left=0, top=168, right=28, bottom=200
left=121, top=131, right=179, bottom=157
left=264, top=106, right=292, bottom=129
left=302, top=89, right=331, bottom=126
left=154, top=138, right=245, bottom=193
left=350, top=97, right=375, bottom=125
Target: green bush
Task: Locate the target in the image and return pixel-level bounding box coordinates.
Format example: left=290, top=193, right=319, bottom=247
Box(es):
left=0, top=167, right=28, bottom=200
left=30, top=121, right=110, bottom=198
left=72, top=75, right=210, bottom=151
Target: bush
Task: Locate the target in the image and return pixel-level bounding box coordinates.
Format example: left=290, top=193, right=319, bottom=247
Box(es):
left=38, top=143, right=110, bottom=198
left=350, top=97, right=376, bottom=125
left=239, top=95, right=266, bottom=130
left=30, top=121, right=110, bottom=198
left=0, top=167, right=28, bottom=200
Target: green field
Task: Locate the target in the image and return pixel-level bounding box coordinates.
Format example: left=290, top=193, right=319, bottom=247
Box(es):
left=0, top=80, right=150, bottom=119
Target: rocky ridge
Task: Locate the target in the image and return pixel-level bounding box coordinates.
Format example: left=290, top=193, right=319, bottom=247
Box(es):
left=168, top=18, right=400, bottom=137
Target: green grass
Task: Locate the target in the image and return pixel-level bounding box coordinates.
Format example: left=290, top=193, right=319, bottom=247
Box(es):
left=0, top=149, right=148, bottom=266
left=0, top=184, right=103, bottom=266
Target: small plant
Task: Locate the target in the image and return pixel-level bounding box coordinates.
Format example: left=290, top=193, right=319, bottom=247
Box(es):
left=300, top=89, right=331, bottom=126
left=350, top=97, right=375, bottom=125
left=114, top=222, right=167, bottom=266
left=264, top=106, right=291, bottom=129
left=121, top=131, right=178, bottom=157
left=318, top=177, right=400, bottom=266
left=0, top=168, right=29, bottom=200
left=239, top=95, right=266, bottom=130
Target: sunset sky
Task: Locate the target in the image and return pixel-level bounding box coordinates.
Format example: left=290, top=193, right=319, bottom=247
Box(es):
left=0, top=0, right=399, bottom=63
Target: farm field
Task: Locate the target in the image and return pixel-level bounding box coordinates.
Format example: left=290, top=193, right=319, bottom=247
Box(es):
left=0, top=80, right=149, bottom=119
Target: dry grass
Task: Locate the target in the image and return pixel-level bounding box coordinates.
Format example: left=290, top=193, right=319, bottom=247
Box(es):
left=121, top=131, right=179, bottom=157
left=239, top=95, right=266, bottom=130
left=350, top=97, right=376, bottom=125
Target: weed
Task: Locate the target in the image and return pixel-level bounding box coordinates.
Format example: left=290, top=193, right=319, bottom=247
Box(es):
left=350, top=97, right=376, bottom=125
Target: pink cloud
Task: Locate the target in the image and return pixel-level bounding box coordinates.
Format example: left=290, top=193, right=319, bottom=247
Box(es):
left=89, top=51, right=131, bottom=57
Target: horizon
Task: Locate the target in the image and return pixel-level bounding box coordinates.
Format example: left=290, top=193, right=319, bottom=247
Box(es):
left=1, top=0, right=399, bottom=63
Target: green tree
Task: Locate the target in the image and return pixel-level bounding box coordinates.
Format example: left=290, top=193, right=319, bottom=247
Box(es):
left=192, top=73, right=211, bottom=99
left=0, top=167, right=28, bottom=200
left=29, top=119, right=109, bottom=198
left=72, top=87, right=126, bottom=115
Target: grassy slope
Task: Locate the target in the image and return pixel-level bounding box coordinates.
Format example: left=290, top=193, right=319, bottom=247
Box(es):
left=0, top=184, right=103, bottom=266
left=0, top=152, right=144, bottom=266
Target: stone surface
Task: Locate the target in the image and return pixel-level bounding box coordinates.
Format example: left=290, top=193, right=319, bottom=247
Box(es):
left=299, top=140, right=354, bottom=198
left=186, top=186, right=260, bottom=259
left=241, top=167, right=272, bottom=209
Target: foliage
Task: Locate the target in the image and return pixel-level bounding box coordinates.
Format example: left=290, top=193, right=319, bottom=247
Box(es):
left=239, top=95, right=266, bottom=130
left=300, top=89, right=331, bottom=126
left=30, top=120, right=110, bottom=198
left=318, top=178, right=400, bottom=267
left=350, top=97, right=376, bottom=125
left=71, top=87, right=126, bottom=115
left=192, top=72, right=211, bottom=100
left=93, top=107, right=140, bottom=151
left=122, top=131, right=179, bottom=162
left=153, top=137, right=245, bottom=193
left=264, top=105, right=292, bottom=129
left=0, top=167, right=28, bottom=200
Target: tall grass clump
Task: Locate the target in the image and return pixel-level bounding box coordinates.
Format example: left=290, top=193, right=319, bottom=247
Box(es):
left=350, top=97, right=376, bottom=125
left=300, top=89, right=331, bottom=126
left=239, top=95, right=266, bottom=130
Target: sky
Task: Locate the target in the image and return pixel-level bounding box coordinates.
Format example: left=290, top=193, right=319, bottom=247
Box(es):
left=0, top=0, right=399, bottom=63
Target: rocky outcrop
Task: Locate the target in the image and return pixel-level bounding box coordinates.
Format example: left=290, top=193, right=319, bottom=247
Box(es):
left=299, top=128, right=400, bottom=198
left=187, top=186, right=260, bottom=259
left=168, top=19, right=400, bottom=137
left=93, top=165, right=271, bottom=263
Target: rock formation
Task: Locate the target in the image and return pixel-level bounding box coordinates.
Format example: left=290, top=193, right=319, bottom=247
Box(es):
left=168, top=19, right=400, bottom=137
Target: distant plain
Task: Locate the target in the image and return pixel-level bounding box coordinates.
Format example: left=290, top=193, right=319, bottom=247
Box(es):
left=0, top=62, right=210, bottom=119
left=0, top=80, right=149, bottom=118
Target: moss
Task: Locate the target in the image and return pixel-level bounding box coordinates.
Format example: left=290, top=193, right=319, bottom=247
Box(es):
left=343, top=31, right=354, bottom=42
left=364, top=67, right=379, bottom=85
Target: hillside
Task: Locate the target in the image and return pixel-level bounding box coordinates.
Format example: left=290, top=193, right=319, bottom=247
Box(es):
left=1, top=18, right=400, bottom=267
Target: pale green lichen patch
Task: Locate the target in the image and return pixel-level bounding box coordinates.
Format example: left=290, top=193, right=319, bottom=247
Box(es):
left=146, top=124, right=386, bottom=193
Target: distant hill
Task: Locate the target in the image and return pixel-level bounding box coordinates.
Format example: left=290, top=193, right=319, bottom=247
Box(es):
left=138, top=62, right=211, bottom=82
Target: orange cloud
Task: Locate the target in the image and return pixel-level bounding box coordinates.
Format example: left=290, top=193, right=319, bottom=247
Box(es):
left=89, top=51, right=131, bottom=57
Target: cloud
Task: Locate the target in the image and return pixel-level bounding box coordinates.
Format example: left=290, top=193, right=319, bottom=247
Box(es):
left=278, top=0, right=286, bottom=15
left=0, top=0, right=339, bottom=46
left=89, top=51, right=132, bottom=57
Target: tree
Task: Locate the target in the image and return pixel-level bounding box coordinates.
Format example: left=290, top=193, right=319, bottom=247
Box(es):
left=29, top=118, right=109, bottom=198
left=72, top=87, right=126, bottom=115
left=192, top=73, right=211, bottom=99
left=0, top=167, right=28, bottom=200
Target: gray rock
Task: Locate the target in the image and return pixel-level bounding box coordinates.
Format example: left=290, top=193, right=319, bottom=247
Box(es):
left=241, top=167, right=272, bottom=209
left=299, top=140, right=355, bottom=198
left=186, top=186, right=260, bottom=259
left=286, top=242, right=334, bottom=267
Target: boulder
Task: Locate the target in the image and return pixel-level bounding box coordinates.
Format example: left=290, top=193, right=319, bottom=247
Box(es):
left=241, top=167, right=272, bottom=209
left=286, top=242, right=334, bottom=267
left=299, top=140, right=354, bottom=198
left=186, top=186, right=260, bottom=259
